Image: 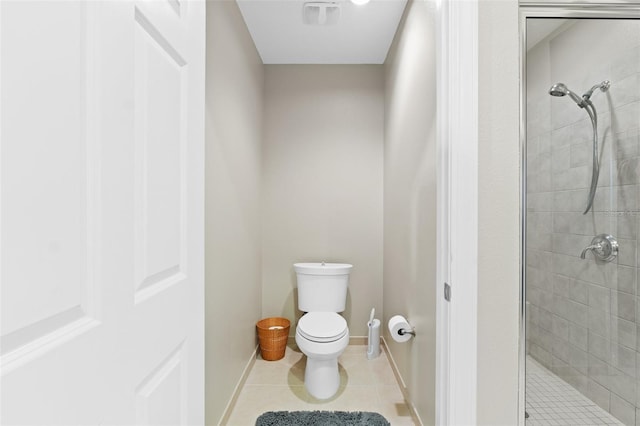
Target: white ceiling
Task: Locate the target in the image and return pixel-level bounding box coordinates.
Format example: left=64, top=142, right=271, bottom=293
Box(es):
left=236, top=0, right=408, bottom=64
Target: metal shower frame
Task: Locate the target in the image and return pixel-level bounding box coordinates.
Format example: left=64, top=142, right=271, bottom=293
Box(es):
left=519, top=4, right=640, bottom=426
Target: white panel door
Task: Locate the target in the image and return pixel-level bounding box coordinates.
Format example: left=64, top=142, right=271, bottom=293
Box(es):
left=0, top=1, right=205, bottom=424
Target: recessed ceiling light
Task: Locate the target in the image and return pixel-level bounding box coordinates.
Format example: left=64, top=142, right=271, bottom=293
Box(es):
left=350, top=0, right=370, bottom=5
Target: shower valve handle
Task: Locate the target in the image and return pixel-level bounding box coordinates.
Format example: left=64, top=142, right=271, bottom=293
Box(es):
left=580, top=243, right=603, bottom=259
left=580, top=234, right=618, bottom=262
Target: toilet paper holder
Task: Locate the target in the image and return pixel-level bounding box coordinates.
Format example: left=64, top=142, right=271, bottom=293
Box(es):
left=397, top=328, right=416, bottom=337
left=388, top=315, right=415, bottom=342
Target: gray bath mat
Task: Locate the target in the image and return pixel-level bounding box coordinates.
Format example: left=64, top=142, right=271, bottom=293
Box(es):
left=255, top=410, right=390, bottom=426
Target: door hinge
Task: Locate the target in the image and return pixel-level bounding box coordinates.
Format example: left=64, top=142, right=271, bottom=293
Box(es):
left=444, top=282, right=451, bottom=302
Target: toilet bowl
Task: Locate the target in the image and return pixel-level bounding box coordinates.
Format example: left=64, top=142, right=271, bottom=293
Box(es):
left=295, top=312, right=349, bottom=399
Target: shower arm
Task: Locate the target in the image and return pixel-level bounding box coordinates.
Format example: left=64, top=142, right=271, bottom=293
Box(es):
left=584, top=81, right=611, bottom=100
left=582, top=98, right=600, bottom=215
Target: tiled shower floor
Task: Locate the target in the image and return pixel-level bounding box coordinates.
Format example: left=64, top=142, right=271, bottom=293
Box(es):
left=526, top=356, right=623, bottom=426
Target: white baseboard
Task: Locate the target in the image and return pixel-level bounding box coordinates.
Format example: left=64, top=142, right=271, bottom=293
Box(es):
left=217, top=345, right=259, bottom=426
left=381, top=337, right=424, bottom=426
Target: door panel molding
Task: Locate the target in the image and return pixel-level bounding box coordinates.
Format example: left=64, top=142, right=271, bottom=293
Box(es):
left=0, top=0, right=102, bottom=374
left=135, top=341, right=188, bottom=426
left=133, top=5, right=189, bottom=305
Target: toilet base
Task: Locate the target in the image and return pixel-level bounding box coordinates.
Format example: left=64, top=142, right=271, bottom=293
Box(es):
left=304, top=357, right=340, bottom=399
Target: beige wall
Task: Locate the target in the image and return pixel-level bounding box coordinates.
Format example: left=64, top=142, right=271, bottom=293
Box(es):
left=477, top=1, right=520, bottom=424
left=383, top=1, right=437, bottom=424
left=204, top=1, right=264, bottom=424
left=261, top=65, right=384, bottom=336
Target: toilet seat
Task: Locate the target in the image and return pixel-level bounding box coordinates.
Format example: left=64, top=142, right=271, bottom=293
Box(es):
left=297, top=312, right=347, bottom=343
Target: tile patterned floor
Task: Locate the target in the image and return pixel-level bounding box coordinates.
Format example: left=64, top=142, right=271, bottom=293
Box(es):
left=224, top=344, right=417, bottom=426
left=526, top=356, right=623, bottom=426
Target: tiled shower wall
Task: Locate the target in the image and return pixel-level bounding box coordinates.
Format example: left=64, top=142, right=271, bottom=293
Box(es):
left=526, top=20, right=640, bottom=425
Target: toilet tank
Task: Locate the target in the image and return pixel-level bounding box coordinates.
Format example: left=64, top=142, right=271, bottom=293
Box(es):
left=294, top=263, right=352, bottom=313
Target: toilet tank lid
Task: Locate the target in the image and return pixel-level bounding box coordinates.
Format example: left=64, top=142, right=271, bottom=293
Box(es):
left=294, top=263, right=353, bottom=275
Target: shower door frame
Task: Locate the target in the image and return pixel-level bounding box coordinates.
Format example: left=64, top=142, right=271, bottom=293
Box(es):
left=519, top=4, right=640, bottom=426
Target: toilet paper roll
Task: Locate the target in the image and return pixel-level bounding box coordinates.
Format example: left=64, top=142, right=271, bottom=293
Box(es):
left=388, top=315, right=412, bottom=343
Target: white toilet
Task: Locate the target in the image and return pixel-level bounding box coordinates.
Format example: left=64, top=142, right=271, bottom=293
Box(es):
left=294, top=262, right=352, bottom=399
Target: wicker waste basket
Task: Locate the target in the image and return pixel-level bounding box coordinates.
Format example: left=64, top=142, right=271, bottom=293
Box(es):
left=256, top=317, right=290, bottom=361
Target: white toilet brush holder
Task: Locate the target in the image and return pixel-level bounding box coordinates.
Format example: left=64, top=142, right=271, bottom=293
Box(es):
left=367, top=308, right=380, bottom=360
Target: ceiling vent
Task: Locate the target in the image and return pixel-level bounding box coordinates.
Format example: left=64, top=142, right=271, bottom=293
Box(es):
left=303, top=2, right=341, bottom=26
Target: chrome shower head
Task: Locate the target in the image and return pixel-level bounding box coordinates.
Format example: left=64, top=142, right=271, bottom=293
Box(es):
left=549, top=82, right=568, bottom=97
left=549, top=82, right=585, bottom=107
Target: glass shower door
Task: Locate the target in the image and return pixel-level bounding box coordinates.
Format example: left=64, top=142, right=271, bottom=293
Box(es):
left=525, top=17, right=640, bottom=426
